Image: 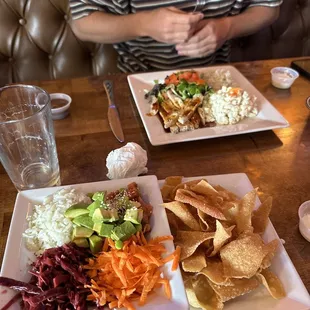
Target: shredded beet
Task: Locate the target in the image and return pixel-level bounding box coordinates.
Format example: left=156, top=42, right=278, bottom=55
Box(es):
left=0, top=243, right=92, bottom=310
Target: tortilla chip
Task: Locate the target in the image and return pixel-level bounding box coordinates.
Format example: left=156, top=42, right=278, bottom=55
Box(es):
left=162, top=201, right=201, bottom=231
left=236, top=189, right=257, bottom=234
left=200, top=259, right=232, bottom=286
left=175, top=189, right=226, bottom=220
left=161, top=184, right=175, bottom=201
left=182, top=248, right=207, bottom=273
left=209, top=221, right=235, bottom=257
left=175, top=230, right=215, bottom=261
left=209, top=277, right=260, bottom=302
left=192, top=274, right=224, bottom=310
left=261, top=239, right=279, bottom=269
left=184, top=275, right=201, bottom=308
left=252, top=197, right=273, bottom=234
left=220, top=234, right=265, bottom=278
left=165, top=176, right=183, bottom=187
left=257, top=269, right=286, bottom=299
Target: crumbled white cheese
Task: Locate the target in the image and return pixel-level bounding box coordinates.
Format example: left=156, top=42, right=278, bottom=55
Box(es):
left=23, top=188, right=91, bottom=256
left=203, top=86, right=258, bottom=125
left=106, top=142, right=148, bottom=180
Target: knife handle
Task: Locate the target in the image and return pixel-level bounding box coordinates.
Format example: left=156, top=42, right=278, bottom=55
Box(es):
left=103, top=80, right=115, bottom=107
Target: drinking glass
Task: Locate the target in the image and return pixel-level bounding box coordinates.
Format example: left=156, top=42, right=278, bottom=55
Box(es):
left=0, top=85, right=60, bottom=191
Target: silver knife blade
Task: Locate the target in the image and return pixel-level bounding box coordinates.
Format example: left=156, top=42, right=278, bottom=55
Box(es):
left=108, top=105, right=125, bottom=142
left=103, top=80, right=125, bottom=143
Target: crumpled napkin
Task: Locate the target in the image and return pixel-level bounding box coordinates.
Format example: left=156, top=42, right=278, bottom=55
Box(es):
left=106, top=142, right=148, bottom=179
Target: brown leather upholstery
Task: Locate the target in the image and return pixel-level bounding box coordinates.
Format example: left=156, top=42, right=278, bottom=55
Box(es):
left=0, top=0, right=309, bottom=87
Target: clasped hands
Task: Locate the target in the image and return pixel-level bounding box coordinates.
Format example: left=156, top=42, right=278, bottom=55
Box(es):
left=144, top=7, right=231, bottom=58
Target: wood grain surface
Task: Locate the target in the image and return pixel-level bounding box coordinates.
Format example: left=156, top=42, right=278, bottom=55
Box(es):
left=0, top=58, right=309, bottom=293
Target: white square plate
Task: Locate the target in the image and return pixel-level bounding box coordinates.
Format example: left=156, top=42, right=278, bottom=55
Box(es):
left=159, top=173, right=310, bottom=310
left=0, top=175, right=189, bottom=310
left=128, top=66, right=289, bottom=146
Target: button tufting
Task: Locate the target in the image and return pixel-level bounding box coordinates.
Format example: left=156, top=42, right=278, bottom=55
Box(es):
left=19, top=19, right=26, bottom=26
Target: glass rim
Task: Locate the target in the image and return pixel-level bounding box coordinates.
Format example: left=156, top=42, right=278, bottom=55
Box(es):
left=0, top=84, right=51, bottom=125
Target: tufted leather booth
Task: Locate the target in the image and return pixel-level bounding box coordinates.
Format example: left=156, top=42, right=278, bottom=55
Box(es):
left=0, top=0, right=309, bottom=87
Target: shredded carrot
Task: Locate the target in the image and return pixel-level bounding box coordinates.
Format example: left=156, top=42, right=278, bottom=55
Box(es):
left=84, top=231, right=177, bottom=310
left=172, top=246, right=181, bottom=271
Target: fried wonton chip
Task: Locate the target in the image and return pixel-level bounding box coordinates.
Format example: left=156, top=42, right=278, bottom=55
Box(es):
left=235, top=189, right=257, bottom=234
left=184, top=276, right=201, bottom=308
left=175, top=189, right=226, bottom=220
left=197, top=209, right=216, bottom=232
left=209, top=277, right=260, bottom=302
left=213, top=185, right=238, bottom=201
left=220, top=234, right=265, bottom=278
left=171, top=179, right=202, bottom=199
left=176, top=230, right=215, bottom=261
left=200, top=259, right=232, bottom=286
left=192, top=274, right=224, bottom=310
left=261, top=239, right=279, bottom=269
left=191, top=180, right=224, bottom=204
left=257, top=269, right=286, bottom=299
left=182, top=248, right=207, bottom=273
left=165, top=176, right=183, bottom=187
left=210, top=221, right=235, bottom=257
left=161, top=184, right=175, bottom=201
left=162, top=201, right=201, bottom=231
left=252, top=196, right=273, bottom=234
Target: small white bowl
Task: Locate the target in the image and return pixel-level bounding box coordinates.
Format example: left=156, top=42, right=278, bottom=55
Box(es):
left=50, top=93, right=72, bottom=120
left=270, top=67, right=299, bottom=89
left=298, top=200, right=310, bottom=242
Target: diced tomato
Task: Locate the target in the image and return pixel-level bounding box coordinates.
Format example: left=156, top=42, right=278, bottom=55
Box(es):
left=191, top=72, right=199, bottom=81
left=196, top=78, right=206, bottom=85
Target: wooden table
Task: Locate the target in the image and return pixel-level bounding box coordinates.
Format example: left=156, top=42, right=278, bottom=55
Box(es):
left=0, top=58, right=309, bottom=293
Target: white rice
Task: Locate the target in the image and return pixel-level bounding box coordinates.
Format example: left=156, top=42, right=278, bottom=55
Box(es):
left=23, top=188, right=91, bottom=256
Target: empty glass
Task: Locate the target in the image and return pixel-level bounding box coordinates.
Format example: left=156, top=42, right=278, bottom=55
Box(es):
left=0, top=85, right=60, bottom=191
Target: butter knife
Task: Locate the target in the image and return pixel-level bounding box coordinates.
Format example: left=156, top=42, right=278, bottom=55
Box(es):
left=103, top=80, right=125, bottom=143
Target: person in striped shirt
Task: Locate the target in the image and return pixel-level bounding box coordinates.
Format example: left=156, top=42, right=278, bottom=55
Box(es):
left=69, top=0, right=282, bottom=73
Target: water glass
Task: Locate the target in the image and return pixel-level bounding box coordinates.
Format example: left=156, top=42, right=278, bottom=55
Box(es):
left=0, top=85, right=60, bottom=191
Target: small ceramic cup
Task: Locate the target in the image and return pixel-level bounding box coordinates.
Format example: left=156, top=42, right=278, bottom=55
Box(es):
left=50, top=93, right=72, bottom=120
left=298, top=200, right=310, bottom=242
left=270, top=67, right=299, bottom=89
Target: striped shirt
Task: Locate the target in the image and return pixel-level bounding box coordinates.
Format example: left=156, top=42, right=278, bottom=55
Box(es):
left=69, top=0, right=282, bottom=73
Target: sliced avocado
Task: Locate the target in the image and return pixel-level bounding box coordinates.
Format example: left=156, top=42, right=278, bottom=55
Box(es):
left=92, top=208, right=119, bottom=223
left=72, top=226, right=93, bottom=238
left=124, top=208, right=143, bottom=225
left=73, top=238, right=89, bottom=248
left=64, top=203, right=90, bottom=219
left=73, top=215, right=94, bottom=230
left=87, top=200, right=101, bottom=217
left=115, top=240, right=123, bottom=250
left=135, top=223, right=142, bottom=232
left=92, top=191, right=106, bottom=202
left=111, top=221, right=136, bottom=241
left=89, top=235, right=103, bottom=254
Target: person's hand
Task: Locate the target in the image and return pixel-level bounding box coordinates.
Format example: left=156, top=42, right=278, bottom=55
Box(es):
left=140, top=7, right=203, bottom=44
left=175, top=18, right=231, bottom=57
